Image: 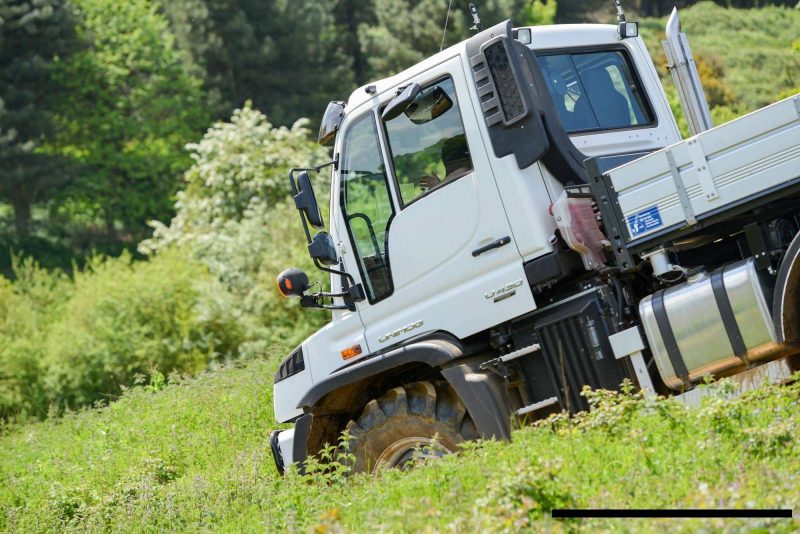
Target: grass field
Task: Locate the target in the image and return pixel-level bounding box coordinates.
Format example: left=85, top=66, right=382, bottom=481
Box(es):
left=1, top=4, right=799, bottom=532
left=1, top=349, right=798, bottom=532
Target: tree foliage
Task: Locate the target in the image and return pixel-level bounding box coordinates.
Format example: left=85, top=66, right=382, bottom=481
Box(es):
left=50, top=0, right=209, bottom=245
left=141, top=104, right=331, bottom=355
left=160, top=0, right=352, bottom=125
left=0, top=0, right=79, bottom=237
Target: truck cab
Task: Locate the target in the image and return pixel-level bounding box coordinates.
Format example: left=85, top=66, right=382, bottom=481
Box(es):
left=271, top=16, right=800, bottom=475
left=276, top=21, right=678, bottom=423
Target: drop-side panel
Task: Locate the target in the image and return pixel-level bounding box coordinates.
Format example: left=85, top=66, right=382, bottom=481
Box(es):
left=605, top=95, right=800, bottom=246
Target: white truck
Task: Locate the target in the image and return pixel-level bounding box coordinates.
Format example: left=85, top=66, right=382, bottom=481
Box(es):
left=269, top=8, right=800, bottom=474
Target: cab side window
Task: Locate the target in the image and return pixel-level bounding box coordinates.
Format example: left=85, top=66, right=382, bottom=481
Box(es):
left=383, top=77, right=473, bottom=206
left=537, top=49, right=654, bottom=133
left=340, top=114, right=395, bottom=303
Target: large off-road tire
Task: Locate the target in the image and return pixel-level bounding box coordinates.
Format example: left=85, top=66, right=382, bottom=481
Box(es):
left=342, top=380, right=478, bottom=473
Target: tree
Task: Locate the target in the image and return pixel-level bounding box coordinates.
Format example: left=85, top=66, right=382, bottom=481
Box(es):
left=50, top=0, right=209, bottom=245
left=161, top=0, right=352, bottom=126
left=332, top=0, right=377, bottom=87
left=357, top=0, right=532, bottom=81
left=0, top=0, right=79, bottom=238
left=141, top=104, right=330, bottom=352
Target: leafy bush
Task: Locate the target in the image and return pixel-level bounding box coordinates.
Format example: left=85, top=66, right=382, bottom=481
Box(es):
left=0, top=259, right=71, bottom=421
left=141, top=104, right=332, bottom=355
left=40, top=250, right=243, bottom=414
left=0, top=250, right=245, bottom=421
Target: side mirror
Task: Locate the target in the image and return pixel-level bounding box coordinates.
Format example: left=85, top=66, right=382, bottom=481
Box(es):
left=294, top=171, right=324, bottom=229
left=318, top=101, right=346, bottom=146
left=382, top=83, right=421, bottom=122
left=308, top=231, right=338, bottom=266
left=276, top=268, right=310, bottom=298
left=405, top=85, right=453, bottom=124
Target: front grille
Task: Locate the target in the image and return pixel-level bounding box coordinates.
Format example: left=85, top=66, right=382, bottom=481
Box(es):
left=274, top=346, right=305, bottom=384
left=530, top=289, right=632, bottom=412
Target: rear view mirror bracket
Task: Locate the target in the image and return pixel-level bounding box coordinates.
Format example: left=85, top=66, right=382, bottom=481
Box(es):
left=382, top=83, right=421, bottom=122
left=288, top=160, right=366, bottom=308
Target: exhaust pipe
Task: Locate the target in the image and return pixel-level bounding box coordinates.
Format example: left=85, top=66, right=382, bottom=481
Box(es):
left=662, top=8, right=714, bottom=136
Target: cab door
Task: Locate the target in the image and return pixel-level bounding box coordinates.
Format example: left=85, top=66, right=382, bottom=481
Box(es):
left=339, top=57, right=536, bottom=351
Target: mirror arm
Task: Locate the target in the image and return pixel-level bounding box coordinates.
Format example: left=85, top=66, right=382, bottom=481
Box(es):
left=289, top=157, right=337, bottom=184
left=313, top=259, right=356, bottom=289
left=311, top=259, right=366, bottom=306
left=300, top=294, right=349, bottom=310
left=300, top=289, right=357, bottom=310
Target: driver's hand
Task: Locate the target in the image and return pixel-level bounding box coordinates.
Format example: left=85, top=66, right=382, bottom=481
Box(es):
left=419, top=172, right=441, bottom=191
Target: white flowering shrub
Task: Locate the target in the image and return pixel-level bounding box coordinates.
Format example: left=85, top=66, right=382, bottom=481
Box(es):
left=140, top=104, right=332, bottom=355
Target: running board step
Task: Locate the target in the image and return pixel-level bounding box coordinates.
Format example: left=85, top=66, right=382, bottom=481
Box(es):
left=516, top=396, right=559, bottom=416
left=499, top=343, right=541, bottom=362
left=480, top=343, right=542, bottom=373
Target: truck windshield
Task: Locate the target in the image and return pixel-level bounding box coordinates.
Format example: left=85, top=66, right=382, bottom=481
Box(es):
left=536, top=49, right=654, bottom=133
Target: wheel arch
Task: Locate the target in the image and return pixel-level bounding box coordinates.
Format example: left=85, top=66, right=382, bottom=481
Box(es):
left=773, top=230, right=800, bottom=344
left=293, top=333, right=511, bottom=467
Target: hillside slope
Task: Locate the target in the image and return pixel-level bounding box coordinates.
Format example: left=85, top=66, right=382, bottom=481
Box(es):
left=639, top=2, right=800, bottom=133
left=1, top=352, right=799, bottom=532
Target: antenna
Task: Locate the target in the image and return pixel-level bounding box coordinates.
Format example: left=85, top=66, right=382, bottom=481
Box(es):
left=613, top=0, right=638, bottom=39
left=614, top=0, right=626, bottom=23
left=469, top=2, right=483, bottom=32
left=439, top=0, right=454, bottom=52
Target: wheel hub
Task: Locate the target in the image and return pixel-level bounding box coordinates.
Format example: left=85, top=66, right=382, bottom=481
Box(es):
left=374, top=436, right=452, bottom=472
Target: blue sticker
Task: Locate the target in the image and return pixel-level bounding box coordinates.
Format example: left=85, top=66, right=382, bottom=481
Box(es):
left=626, top=206, right=663, bottom=238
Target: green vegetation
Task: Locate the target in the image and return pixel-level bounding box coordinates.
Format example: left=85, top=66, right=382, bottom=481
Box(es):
left=0, top=251, right=242, bottom=420
left=0, top=3, right=798, bottom=528
left=640, top=2, right=800, bottom=135
left=1, top=356, right=798, bottom=532
left=0, top=0, right=208, bottom=265
left=50, top=0, right=210, bottom=246
left=0, top=107, right=327, bottom=423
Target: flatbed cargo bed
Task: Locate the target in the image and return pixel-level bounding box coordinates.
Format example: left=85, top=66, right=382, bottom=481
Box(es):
left=591, top=94, right=800, bottom=260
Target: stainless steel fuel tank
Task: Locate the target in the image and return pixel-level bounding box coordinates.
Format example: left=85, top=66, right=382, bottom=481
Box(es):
left=639, top=258, right=782, bottom=390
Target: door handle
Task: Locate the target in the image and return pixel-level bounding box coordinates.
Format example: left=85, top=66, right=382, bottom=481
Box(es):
left=472, top=236, right=511, bottom=257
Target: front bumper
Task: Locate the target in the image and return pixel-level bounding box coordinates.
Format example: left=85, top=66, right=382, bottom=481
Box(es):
left=269, top=428, right=295, bottom=475
left=269, top=413, right=313, bottom=475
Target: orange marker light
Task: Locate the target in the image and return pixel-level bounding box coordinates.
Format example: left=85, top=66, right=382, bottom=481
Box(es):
left=276, top=278, right=288, bottom=298
left=341, top=344, right=362, bottom=360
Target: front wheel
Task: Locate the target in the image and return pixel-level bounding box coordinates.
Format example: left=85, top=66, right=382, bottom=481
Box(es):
left=341, top=380, right=478, bottom=473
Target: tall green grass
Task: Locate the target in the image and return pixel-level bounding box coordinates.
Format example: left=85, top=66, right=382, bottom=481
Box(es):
left=1, top=353, right=798, bottom=532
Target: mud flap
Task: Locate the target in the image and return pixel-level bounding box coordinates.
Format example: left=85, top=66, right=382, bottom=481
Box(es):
left=441, top=357, right=513, bottom=441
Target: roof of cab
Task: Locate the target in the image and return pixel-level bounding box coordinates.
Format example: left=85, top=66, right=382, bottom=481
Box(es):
left=342, top=23, right=621, bottom=115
